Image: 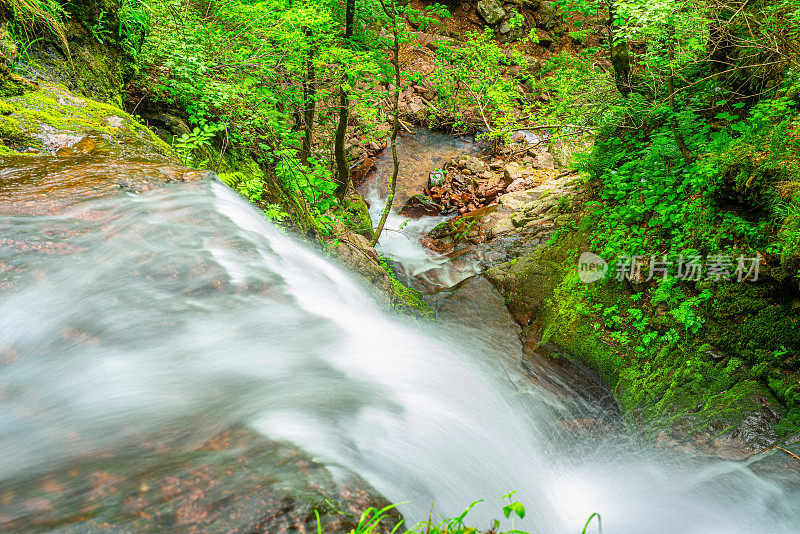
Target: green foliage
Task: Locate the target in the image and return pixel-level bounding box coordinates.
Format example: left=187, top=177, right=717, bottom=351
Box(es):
left=119, top=0, right=151, bottom=64
left=379, top=257, right=434, bottom=317
left=425, top=28, right=531, bottom=142
left=4, top=0, right=69, bottom=56
left=173, top=121, right=224, bottom=165
left=138, top=0, right=405, bottom=237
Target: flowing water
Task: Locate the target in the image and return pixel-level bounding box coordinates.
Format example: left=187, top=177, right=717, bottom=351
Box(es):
left=362, top=129, right=493, bottom=290
left=2, top=157, right=800, bottom=533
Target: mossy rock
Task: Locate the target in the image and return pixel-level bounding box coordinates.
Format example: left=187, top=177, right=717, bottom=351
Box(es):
left=490, top=216, right=800, bottom=449
left=16, top=0, right=134, bottom=107
left=705, top=283, right=800, bottom=367
left=342, top=191, right=374, bottom=239
left=0, top=83, right=175, bottom=160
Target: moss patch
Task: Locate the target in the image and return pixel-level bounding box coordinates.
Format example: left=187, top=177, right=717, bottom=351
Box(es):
left=491, top=216, right=800, bottom=446
left=0, top=84, right=174, bottom=159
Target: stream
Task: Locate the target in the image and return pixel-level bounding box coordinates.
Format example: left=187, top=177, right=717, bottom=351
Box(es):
left=1, top=142, right=800, bottom=533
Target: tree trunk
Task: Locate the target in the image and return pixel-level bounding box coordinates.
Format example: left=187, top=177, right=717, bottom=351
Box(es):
left=370, top=0, right=401, bottom=246
left=668, top=25, right=694, bottom=164
left=299, top=27, right=316, bottom=165
left=333, top=88, right=350, bottom=201
left=345, top=0, right=355, bottom=37
left=607, top=1, right=631, bottom=96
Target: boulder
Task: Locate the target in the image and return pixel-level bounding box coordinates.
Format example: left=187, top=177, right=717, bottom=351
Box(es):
left=503, top=161, right=526, bottom=184
left=506, top=177, right=527, bottom=193
left=531, top=150, right=557, bottom=169
left=477, top=0, right=505, bottom=25
left=400, top=194, right=441, bottom=218
left=464, top=155, right=486, bottom=175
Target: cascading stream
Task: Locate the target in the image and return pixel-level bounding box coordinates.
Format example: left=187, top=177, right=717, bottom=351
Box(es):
left=1, top=176, right=799, bottom=533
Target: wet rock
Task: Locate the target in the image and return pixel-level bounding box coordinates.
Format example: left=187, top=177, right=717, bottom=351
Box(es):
left=428, top=168, right=446, bottom=188
left=0, top=84, right=175, bottom=160
left=748, top=440, right=800, bottom=488
left=485, top=253, right=561, bottom=325
left=499, top=189, right=541, bottom=211
left=477, top=0, right=506, bottom=25
left=426, top=275, right=524, bottom=368
left=488, top=217, right=516, bottom=239
left=352, top=156, right=376, bottom=185
left=400, top=194, right=441, bottom=218
left=506, top=178, right=527, bottom=193
left=0, top=426, right=402, bottom=533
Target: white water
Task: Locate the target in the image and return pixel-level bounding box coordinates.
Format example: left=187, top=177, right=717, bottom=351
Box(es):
left=2, top=181, right=799, bottom=533
left=364, top=185, right=485, bottom=291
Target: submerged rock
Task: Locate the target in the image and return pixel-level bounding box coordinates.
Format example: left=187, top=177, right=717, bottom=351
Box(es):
left=0, top=426, right=401, bottom=533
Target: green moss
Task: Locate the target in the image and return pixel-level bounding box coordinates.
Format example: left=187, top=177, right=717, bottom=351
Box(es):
left=496, top=219, right=800, bottom=443
left=341, top=191, right=374, bottom=239
left=705, top=283, right=800, bottom=367
left=0, top=84, right=174, bottom=158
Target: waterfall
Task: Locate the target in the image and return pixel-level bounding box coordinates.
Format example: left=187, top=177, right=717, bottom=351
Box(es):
left=1, top=178, right=798, bottom=533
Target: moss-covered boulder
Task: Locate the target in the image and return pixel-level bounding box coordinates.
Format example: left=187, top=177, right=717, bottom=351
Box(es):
left=0, top=83, right=174, bottom=160
left=342, top=190, right=374, bottom=239
left=3, top=0, right=135, bottom=106
left=488, top=216, right=800, bottom=458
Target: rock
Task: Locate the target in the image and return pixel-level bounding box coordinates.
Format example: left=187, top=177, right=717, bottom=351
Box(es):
left=407, top=99, right=424, bottom=114
left=400, top=194, right=441, bottom=218
left=342, top=191, right=374, bottom=239
left=464, top=155, right=486, bottom=175
left=499, top=20, right=511, bottom=35
left=488, top=217, right=516, bottom=238
left=485, top=253, right=561, bottom=325
left=0, top=425, right=402, bottom=533
left=499, top=189, right=541, bottom=210
left=426, top=275, right=523, bottom=366
left=506, top=178, right=527, bottom=193
left=511, top=210, right=531, bottom=228
left=503, top=161, right=526, bottom=183
left=351, top=156, right=376, bottom=186
left=531, top=150, right=557, bottom=169
left=429, top=169, right=446, bottom=187
left=537, top=30, right=554, bottom=49
left=0, top=84, right=175, bottom=159
left=477, top=0, right=505, bottom=25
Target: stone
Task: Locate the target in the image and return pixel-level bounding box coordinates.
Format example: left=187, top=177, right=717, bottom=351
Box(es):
left=464, top=155, right=486, bottom=175
left=499, top=20, right=511, bottom=35
left=531, top=150, right=557, bottom=169
left=477, top=0, right=505, bottom=25
left=499, top=190, right=541, bottom=210
left=503, top=161, right=526, bottom=183
left=488, top=217, right=516, bottom=238
left=407, top=100, right=424, bottom=114
left=506, top=178, right=527, bottom=193
left=429, top=169, right=446, bottom=187
left=399, top=194, right=441, bottom=218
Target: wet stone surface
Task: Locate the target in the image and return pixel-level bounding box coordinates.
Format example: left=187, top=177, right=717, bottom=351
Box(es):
left=0, top=426, right=400, bottom=533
